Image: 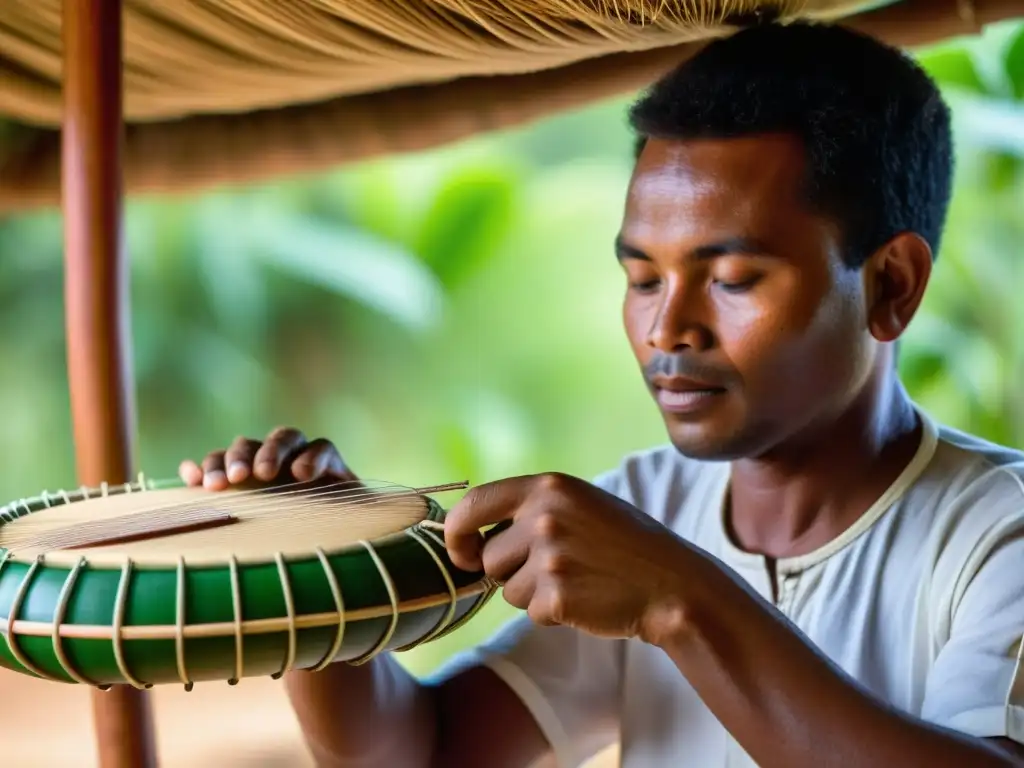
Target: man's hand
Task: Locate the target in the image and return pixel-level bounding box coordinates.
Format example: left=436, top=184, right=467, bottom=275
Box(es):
left=444, top=472, right=702, bottom=643
left=178, top=426, right=355, bottom=490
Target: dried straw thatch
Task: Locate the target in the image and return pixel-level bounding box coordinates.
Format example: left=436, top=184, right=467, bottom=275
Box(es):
left=0, top=1, right=1002, bottom=209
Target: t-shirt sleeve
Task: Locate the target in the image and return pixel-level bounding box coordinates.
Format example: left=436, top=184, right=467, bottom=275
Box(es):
left=921, top=496, right=1024, bottom=747
left=429, top=467, right=627, bottom=767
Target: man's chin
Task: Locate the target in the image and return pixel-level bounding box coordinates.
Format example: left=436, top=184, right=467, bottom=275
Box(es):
left=663, top=421, right=755, bottom=463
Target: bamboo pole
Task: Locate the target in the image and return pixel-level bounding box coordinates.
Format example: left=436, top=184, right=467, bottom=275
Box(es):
left=61, top=0, right=157, bottom=766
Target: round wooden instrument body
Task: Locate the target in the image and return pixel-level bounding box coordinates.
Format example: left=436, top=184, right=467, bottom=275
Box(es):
left=0, top=479, right=494, bottom=690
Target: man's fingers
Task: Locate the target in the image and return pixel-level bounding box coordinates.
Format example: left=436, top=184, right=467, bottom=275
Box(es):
left=179, top=428, right=351, bottom=493
left=224, top=436, right=262, bottom=484
left=200, top=451, right=229, bottom=490
left=444, top=478, right=530, bottom=572
left=179, top=459, right=202, bottom=487
left=498, top=557, right=538, bottom=611
left=252, top=427, right=308, bottom=482
left=290, top=438, right=350, bottom=482
left=480, top=521, right=532, bottom=585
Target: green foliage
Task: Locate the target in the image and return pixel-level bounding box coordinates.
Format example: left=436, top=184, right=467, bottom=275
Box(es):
left=413, top=161, right=522, bottom=287
left=921, top=45, right=988, bottom=93
left=1005, top=25, right=1024, bottom=99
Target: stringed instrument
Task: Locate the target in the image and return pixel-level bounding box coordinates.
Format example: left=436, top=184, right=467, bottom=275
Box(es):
left=0, top=476, right=496, bottom=691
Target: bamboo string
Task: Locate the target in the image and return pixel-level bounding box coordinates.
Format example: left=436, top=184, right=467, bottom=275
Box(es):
left=270, top=551, right=299, bottom=679
left=398, top=527, right=459, bottom=649
left=174, top=556, right=192, bottom=691
left=93, top=488, right=396, bottom=531
left=347, top=540, right=401, bottom=666
left=0, top=479, right=469, bottom=554
left=0, top=477, right=465, bottom=525
left=51, top=556, right=97, bottom=686
left=0, top=474, right=157, bottom=522
left=111, top=558, right=151, bottom=690
left=0, top=574, right=491, bottom=641
left=4, top=555, right=56, bottom=681
left=227, top=555, right=244, bottom=685
left=309, top=545, right=347, bottom=671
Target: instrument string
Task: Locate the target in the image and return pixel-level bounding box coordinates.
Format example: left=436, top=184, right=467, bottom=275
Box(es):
left=1, top=480, right=469, bottom=553
left=147, top=479, right=456, bottom=516
left=5, top=477, right=362, bottom=519
left=40, top=479, right=449, bottom=522
left=120, top=481, right=461, bottom=522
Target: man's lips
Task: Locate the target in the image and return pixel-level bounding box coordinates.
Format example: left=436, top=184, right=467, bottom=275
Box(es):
left=651, top=375, right=726, bottom=393
left=650, top=376, right=727, bottom=414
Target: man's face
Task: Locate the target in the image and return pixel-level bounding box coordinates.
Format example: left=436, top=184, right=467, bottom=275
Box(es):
left=618, top=135, right=877, bottom=460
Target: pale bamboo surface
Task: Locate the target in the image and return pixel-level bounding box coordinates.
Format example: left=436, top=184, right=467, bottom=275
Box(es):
left=1, top=1, right=865, bottom=126
left=1, top=669, right=620, bottom=766
left=0, top=482, right=433, bottom=565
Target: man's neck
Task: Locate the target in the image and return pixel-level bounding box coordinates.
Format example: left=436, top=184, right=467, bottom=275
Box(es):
left=726, top=376, right=922, bottom=561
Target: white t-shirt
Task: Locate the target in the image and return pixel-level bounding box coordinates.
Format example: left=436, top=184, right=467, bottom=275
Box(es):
left=438, top=409, right=1024, bottom=766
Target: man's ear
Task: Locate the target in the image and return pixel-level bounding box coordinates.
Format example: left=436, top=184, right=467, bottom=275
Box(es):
left=863, top=231, right=933, bottom=343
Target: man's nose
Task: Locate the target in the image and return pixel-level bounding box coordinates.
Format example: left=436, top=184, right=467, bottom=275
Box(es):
left=645, top=278, right=713, bottom=353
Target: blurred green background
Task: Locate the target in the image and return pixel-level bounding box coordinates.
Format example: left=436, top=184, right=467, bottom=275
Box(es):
left=0, top=22, right=1021, bottom=680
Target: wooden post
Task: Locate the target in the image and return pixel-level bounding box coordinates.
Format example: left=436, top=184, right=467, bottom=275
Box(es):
left=61, top=1, right=158, bottom=766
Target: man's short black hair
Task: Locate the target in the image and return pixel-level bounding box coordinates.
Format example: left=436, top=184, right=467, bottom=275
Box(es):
left=628, top=22, right=953, bottom=268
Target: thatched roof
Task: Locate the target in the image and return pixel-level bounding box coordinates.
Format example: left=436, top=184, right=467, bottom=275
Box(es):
left=0, top=1, right=1002, bottom=210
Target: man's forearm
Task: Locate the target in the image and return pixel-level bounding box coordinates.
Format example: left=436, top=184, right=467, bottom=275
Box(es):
left=284, top=656, right=436, bottom=767
left=651, top=557, right=1022, bottom=768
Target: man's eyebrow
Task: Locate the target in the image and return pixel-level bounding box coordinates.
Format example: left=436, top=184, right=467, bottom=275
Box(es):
left=615, top=234, right=776, bottom=262
left=691, top=237, right=775, bottom=260
left=615, top=235, right=650, bottom=261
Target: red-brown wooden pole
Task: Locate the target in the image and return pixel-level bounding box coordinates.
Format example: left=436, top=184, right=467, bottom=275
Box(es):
left=62, top=1, right=158, bottom=766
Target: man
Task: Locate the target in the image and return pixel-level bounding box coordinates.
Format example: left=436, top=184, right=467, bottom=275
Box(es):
left=180, top=22, right=1024, bottom=768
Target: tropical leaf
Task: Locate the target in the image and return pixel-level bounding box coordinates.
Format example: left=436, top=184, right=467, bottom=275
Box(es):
left=1004, top=23, right=1024, bottom=99
left=246, top=208, right=446, bottom=333
left=920, top=44, right=988, bottom=93
left=412, top=161, right=522, bottom=288
left=976, top=151, right=1021, bottom=192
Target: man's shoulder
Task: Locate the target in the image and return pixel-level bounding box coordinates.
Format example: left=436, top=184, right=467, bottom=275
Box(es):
left=910, top=418, right=1024, bottom=594
left=926, top=420, right=1024, bottom=510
